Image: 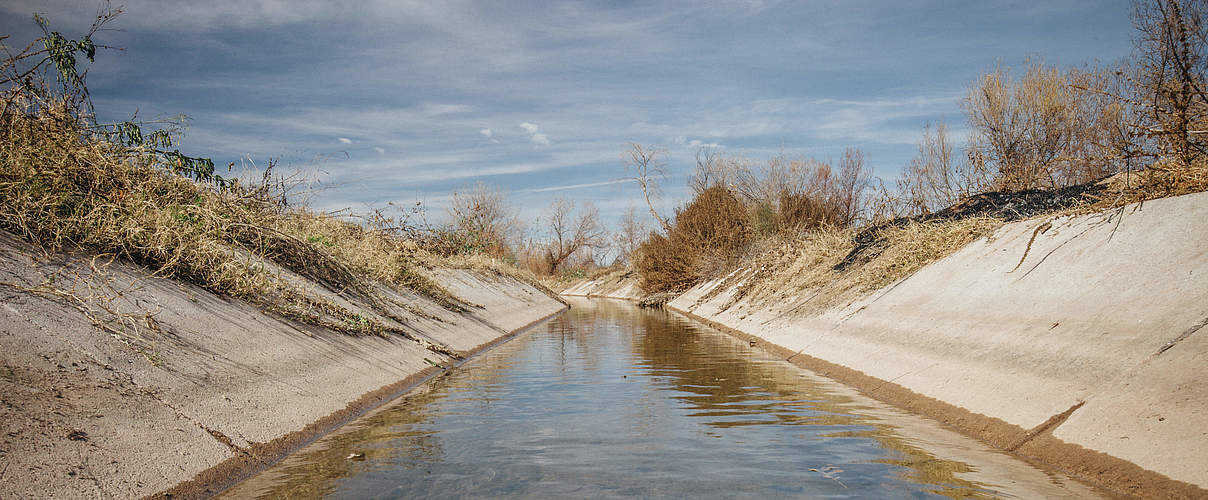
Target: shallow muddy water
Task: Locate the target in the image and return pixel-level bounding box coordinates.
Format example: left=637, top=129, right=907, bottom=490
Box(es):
left=224, top=298, right=1102, bottom=499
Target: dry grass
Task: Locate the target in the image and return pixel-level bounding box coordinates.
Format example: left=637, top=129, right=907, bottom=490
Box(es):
left=0, top=92, right=496, bottom=338
left=1090, top=159, right=1208, bottom=210
left=713, top=216, right=1004, bottom=315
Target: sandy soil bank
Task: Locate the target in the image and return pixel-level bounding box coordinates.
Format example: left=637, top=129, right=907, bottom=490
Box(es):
left=0, top=230, right=566, bottom=499
left=567, top=191, right=1208, bottom=498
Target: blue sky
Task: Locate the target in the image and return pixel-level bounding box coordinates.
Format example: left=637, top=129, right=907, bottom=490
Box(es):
left=0, top=1, right=1134, bottom=233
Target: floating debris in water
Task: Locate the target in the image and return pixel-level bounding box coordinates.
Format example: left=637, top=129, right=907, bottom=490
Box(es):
left=809, top=465, right=847, bottom=488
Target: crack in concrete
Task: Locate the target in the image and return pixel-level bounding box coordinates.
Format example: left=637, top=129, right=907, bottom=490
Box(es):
left=1155, top=315, right=1208, bottom=356
left=202, top=426, right=247, bottom=456
left=119, top=368, right=256, bottom=462
left=1006, top=401, right=1085, bottom=452
left=141, top=387, right=246, bottom=452
left=867, top=362, right=941, bottom=395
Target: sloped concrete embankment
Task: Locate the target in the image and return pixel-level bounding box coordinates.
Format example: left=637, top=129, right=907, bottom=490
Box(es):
left=665, top=192, right=1208, bottom=498
left=560, top=271, right=643, bottom=300
left=0, top=231, right=566, bottom=498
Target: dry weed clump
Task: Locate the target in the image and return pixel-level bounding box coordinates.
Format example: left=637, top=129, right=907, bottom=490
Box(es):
left=852, top=216, right=1003, bottom=292
left=1090, top=158, right=1208, bottom=209
left=720, top=217, right=1003, bottom=314
left=0, top=93, right=468, bottom=338
left=778, top=191, right=841, bottom=232
left=0, top=9, right=506, bottom=346
left=635, top=186, right=751, bottom=293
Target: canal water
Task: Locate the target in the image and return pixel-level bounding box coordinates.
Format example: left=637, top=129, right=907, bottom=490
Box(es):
left=224, top=298, right=1102, bottom=499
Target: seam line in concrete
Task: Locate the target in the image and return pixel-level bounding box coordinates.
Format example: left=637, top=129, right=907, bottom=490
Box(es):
left=1155, top=315, right=1208, bottom=356
left=868, top=362, right=941, bottom=395
left=1006, top=401, right=1085, bottom=452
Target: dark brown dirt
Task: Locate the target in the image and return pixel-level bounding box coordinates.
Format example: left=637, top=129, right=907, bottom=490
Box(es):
left=670, top=306, right=1208, bottom=500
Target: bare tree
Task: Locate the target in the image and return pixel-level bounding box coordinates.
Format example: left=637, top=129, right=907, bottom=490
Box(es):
left=963, top=63, right=1064, bottom=190
left=896, top=122, right=993, bottom=215
left=623, top=143, right=672, bottom=234
left=834, top=147, right=873, bottom=225
left=542, top=198, right=607, bottom=275
left=728, top=152, right=827, bottom=205
left=448, top=181, right=520, bottom=257
left=1065, top=66, right=1141, bottom=177
left=964, top=59, right=1144, bottom=191
left=1132, top=0, right=1208, bottom=169
left=612, top=205, right=648, bottom=265
left=900, top=122, right=957, bottom=215
left=688, top=146, right=731, bottom=194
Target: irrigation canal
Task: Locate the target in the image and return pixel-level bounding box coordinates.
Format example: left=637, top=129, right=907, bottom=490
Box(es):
left=223, top=297, right=1102, bottom=499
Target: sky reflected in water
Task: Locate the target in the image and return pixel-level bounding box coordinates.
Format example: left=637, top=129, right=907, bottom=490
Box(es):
left=224, top=298, right=1100, bottom=499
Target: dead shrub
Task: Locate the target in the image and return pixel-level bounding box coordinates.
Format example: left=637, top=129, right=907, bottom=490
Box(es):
left=1102, top=0, right=1208, bottom=201
left=777, top=191, right=840, bottom=232
left=445, top=181, right=520, bottom=259
left=635, top=186, right=751, bottom=293
left=634, top=232, right=697, bottom=293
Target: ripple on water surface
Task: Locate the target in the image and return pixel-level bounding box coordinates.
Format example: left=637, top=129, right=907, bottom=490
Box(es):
left=223, top=298, right=1103, bottom=499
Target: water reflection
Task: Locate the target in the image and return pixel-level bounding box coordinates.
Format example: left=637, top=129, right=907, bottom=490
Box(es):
left=223, top=298, right=1098, bottom=499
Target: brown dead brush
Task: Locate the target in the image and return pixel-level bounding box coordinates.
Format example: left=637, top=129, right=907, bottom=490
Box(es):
left=0, top=88, right=474, bottom=337
left=635, top=186, right=751, bottom=293
left=712, top=216, right=1003, bottom=315
left=0, top=12, right=491, bottom=341
left=1090, top=158, right=1208, bottom=210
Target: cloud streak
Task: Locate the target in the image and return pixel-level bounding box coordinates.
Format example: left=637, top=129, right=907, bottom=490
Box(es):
left=523, top=178, right=631, bottom=193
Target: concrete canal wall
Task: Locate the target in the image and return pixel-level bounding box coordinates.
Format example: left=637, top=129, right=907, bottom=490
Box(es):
left=0, top=231, right=566, bottom=499
left=561, top=270, right=643, bottom=300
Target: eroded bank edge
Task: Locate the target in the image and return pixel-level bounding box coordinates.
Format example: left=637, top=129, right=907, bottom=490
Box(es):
left=151, top=304, right=569, bottom=500
left=659, top=302, right=1206, bottom=500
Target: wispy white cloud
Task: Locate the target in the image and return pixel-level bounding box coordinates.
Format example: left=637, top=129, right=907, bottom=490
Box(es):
left=479, top=128, right=501, bottom=143
left=421, top=103, right=473, bottom=115
left=523, top=178, right=631, bottom=193
left=374, top=146, right=385, bottom=155
left=519, top=122, right=550, bottom=146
